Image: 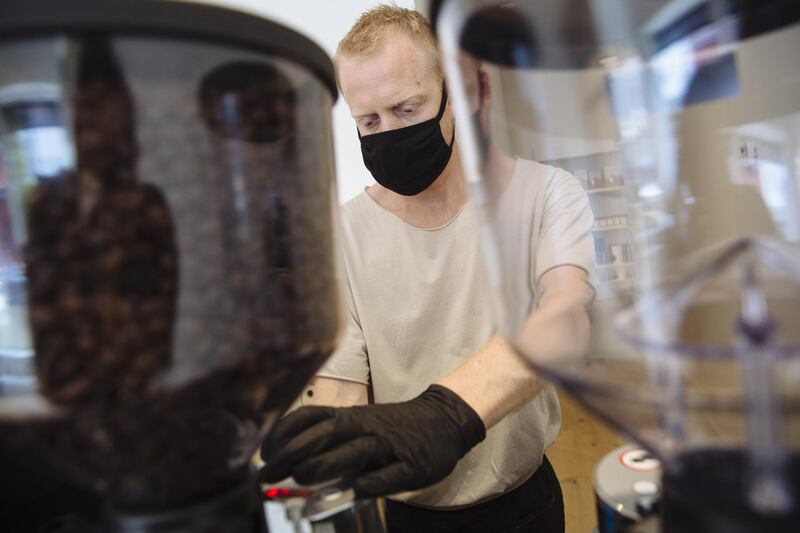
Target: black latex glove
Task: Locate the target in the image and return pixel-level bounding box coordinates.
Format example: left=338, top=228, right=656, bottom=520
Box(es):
left=260, top=384, right=486, bottom=497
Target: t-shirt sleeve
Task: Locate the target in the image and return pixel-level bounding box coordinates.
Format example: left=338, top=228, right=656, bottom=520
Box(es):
left=316, top=261, right=370, bottom=385
left=534, top=168, right=595, bottom=285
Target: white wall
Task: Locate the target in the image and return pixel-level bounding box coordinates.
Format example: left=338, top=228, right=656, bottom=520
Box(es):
left=178, top=0, right=416, bottom=203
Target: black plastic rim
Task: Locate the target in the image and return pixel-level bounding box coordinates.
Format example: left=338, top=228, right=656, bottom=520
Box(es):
left=0, top=0, right=338, bottom=102
left=428, top=0, right=800, bottom=69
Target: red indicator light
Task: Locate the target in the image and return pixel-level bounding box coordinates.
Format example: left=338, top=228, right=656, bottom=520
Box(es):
left=263, top=486, right=315, bottom=500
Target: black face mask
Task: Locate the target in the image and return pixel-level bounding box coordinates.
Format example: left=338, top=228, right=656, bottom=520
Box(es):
left=359, top=84, right=455, bottom=196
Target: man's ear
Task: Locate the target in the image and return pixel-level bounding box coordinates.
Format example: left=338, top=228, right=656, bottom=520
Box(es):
left=477, top=67, right=491, bottom=109
left=476, top=66, right=493, bottom=134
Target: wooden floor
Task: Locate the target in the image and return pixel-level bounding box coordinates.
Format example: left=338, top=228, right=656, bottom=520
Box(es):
left=548, top=390, right=627, bottom=533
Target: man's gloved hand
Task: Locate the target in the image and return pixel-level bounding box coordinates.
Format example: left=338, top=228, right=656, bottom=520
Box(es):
left=259, top=384, right=486, bottom=497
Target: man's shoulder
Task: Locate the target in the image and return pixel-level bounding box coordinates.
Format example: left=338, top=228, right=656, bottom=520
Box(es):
left=341, top=189, right=370, bottom=211
left=516, top=158, right=586, bottom=198
left=503, top=158, right=560, bottom=202
left=517, top=157, right=553, bottom=174
left=338, top=189, right=396, bottom=246
left=514, top=158, right=571, bottom=186
left=340, top=190, right=375, bottom=226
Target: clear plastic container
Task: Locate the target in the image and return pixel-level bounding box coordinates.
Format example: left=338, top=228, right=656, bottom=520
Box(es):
left=0, top=0, right=341, bottom=512
left=434, top=1, right=800, bottom=529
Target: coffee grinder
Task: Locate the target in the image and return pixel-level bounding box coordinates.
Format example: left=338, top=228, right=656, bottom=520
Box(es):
left=0, top=1, right=347, bottom=531
left=432, top=1, right=800, bottom=531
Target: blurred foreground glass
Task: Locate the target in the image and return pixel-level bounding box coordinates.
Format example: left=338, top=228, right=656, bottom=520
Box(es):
left=0, top=0, right=341, bottom=519
left=436, top=1, right=800, bottom=531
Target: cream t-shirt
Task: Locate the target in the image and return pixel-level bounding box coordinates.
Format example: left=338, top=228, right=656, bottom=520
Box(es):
left=318, top=158, right=594, bottom=508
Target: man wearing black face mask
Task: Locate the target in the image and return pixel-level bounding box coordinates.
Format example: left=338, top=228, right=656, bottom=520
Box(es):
left=261, top=6, right=594, bottom=533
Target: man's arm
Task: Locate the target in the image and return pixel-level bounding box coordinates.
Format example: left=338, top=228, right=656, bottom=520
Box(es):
left=262, top=265, right=592, bottom=496
left=305, top=376, right=368, bottom=407
left=437, top=264, right=593, bottom=429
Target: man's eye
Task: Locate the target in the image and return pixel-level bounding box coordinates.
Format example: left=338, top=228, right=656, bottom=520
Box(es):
left=400, top=107, right=414, bottom=115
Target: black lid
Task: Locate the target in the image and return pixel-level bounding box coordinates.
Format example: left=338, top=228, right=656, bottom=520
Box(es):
left=428, top=0, right=800, bottom=70
left=0, top=0, right=338, bottom=101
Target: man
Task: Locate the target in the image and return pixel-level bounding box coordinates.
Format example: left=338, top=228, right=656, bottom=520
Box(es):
left=261, top=6, right=594, bottom=532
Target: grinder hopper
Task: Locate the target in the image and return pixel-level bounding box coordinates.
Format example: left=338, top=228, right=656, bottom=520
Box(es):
left=0, top=1, right=341, bottom=530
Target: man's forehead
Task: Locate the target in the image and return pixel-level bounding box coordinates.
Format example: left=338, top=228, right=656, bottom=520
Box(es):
left=344, top=79, right=438, bottom=118
left=338, top=33, right=439, bottom=109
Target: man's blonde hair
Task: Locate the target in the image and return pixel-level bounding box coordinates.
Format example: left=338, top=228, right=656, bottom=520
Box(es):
left=334, top=4, right=443, bottom=80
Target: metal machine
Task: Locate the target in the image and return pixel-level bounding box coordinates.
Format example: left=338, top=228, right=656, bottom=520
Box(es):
left=431, top=1, right=800, bottom=531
